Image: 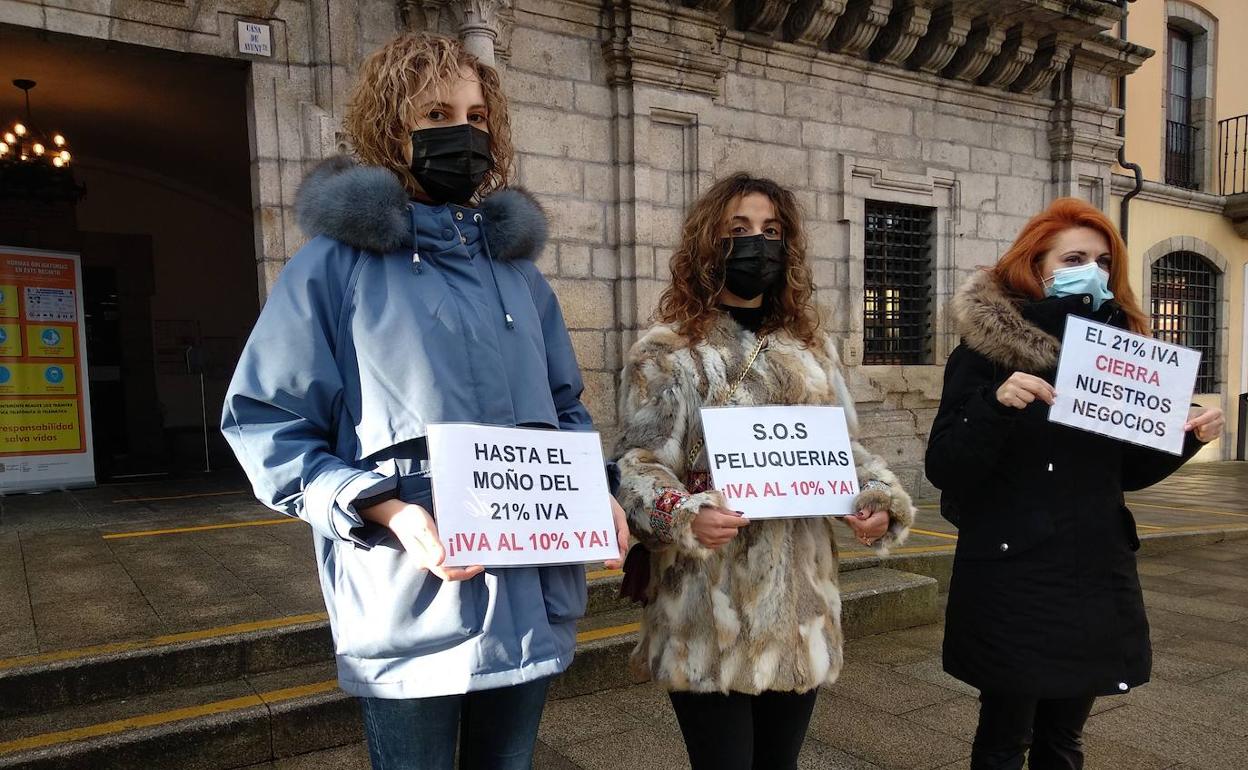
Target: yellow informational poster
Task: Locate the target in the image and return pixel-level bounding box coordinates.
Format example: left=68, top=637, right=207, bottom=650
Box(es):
left=0, top=285, right=17, bottom=318
left=0, top=363, right=78, bottom=396
left=25, top=325, right=74, bottom=358
left=0, top=248, right=94, bottom=491
left=0, top=323, right=21, bottom=357
left=0, top=399, right=80, bottom=453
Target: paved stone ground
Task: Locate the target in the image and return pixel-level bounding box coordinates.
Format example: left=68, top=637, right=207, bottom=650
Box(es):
left=535, top=537, right=1248, bottom=770
left=249, top=534, right=1248, bottom=770
left=2, top=462, right=1247, bottom=658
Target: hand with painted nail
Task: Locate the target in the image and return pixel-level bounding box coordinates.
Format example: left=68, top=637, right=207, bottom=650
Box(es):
left=844, top=507, right=889, bottom=546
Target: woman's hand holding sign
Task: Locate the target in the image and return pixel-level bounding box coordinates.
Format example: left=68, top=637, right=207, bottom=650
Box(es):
left=604, top=496, right=630, bottom=569
left=693, top=505, right=750, bottom=549
left=363, top=499, right=485, bottom=581
left=1185, top=406, right=1224, bottom=444
left=996, top=372, right=1056, bottom=410
left=845, top=508, right=889, bottom=546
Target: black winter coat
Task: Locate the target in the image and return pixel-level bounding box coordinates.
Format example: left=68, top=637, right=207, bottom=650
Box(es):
left=926, top=271, right=1202, bottom=699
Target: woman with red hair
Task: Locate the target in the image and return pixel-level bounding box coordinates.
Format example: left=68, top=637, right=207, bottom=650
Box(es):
left=926, top=197, right=1223, bottom=770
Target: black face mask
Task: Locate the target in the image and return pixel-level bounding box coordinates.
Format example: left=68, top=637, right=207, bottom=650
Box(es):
left=409, top=124, right=494, bottom=204
left=721, top=234, right=786, bottom=300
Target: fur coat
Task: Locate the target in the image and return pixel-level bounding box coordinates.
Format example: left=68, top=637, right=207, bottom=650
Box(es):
left=614, top=313, right=916, bottom=694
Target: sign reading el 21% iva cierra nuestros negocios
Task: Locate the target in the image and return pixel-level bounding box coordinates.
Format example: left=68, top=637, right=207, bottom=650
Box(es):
left=699, top=405, right=860, bottom=518
left=1047, top=317, right=1201, bottom=456
left=426, top=423, right=619, bottom=567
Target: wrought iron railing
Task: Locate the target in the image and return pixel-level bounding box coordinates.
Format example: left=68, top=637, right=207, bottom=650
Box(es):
left=1219, top=114, right=1248, bottom=196
left=1165, top=120, right=1200, bottom=190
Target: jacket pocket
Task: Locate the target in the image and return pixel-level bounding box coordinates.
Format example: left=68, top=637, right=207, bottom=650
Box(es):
left=956, top=501, right=1055, bottom=560
left=538, top=564, right=588, bottom=624
left=1119, top=503, right=1141, bottom=552
left=327, top=474, right=488, bottom=659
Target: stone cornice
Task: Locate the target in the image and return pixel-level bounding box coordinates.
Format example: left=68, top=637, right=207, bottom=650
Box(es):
left=906, top=2, right=971, bottom=74
left=1110, top=173, right=1229, bottom=216
left=595, top=0, right=1146, bottom=101
left=1070, top=34, right=1154, bottom=77
left=604, top=0, right=728, bottom=96
left=784, top=0, right=848, bottom=46
left=1011, top=33, right=1075, bottom=95
left=827, top=0, right=893, bottom=57
left=978, top=24, right=1037, bottom=90
left=870, top=0, right=934, bottom=66
left=739, top=0, right=799, bottom=35
left=943, top=15, right=1006, bottom=83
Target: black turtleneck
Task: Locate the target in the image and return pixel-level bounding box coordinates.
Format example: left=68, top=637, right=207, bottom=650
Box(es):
left=721, top=303, right=767, bottom=334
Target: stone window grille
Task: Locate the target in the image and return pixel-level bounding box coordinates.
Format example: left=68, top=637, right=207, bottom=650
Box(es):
left=1151, top=251, right=1219, bottom=393
left=862, top=201, right=936, bottom=365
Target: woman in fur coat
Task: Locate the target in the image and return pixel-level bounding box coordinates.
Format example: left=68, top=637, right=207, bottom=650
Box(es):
left=926, top=198, right=1224, bottom=770
left=613, top=173, right=916, bottom=770
left=223, top=33, right=626, bottom=770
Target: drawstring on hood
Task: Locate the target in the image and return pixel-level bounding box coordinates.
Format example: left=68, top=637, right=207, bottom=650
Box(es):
left=474, top=211, right=515, bottom=330
left=404, top=203, right=514, bottom=329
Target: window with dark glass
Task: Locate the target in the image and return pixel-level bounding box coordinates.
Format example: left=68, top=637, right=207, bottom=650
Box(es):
left=863, top=201, right=934, bottom=365
left=1166, top=26, right=1199, bottom=189
left=1151, top=251, right=1219, bottom=393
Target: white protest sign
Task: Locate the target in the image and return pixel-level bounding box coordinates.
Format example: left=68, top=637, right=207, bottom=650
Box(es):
left=699, top=405, right=860, bottom=519
left=1048, top=317, right=1200, bottom=455
left=426, top=423, right=618, bottom=567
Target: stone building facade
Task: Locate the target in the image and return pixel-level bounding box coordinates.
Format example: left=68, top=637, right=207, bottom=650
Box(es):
left=0, top=0, right=1150, bottom=492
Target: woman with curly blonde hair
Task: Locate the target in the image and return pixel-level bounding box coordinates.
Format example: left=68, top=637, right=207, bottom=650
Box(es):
left=222, top=32, right=625, bottom=770
left=614, top=173, right=916, bottom=769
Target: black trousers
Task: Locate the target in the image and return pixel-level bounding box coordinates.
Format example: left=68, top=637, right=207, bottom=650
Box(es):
left=667, top=689, right=819, bottom=770
left=971, top=693, right=1097, bottom=770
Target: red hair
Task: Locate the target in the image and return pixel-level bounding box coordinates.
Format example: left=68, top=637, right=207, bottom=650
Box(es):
left=990, top=197, right=1149, bottom=335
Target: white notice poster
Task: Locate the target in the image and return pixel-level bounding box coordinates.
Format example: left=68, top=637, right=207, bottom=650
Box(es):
left=426, top=423, right=619, bottom=567
left=1048, top=317, right=1200, bottom=455
left=700, top=405, right=859, bottom=519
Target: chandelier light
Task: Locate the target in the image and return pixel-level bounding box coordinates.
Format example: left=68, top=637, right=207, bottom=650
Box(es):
left=0, top=79, right=84, bottom=202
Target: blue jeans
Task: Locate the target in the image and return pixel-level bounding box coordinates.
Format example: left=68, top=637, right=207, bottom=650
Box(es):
left=359, top=677, right=551, bottom=770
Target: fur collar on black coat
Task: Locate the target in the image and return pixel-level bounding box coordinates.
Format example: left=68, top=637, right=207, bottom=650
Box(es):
left=293, top=155, right=548, bottom=261
left=951, top=270, right=1125, bottom=375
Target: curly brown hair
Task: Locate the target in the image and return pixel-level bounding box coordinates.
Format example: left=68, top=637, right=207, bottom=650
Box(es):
left=342, top=32, right=514, bottom=199
left=657, top=173, right=821, bottom=346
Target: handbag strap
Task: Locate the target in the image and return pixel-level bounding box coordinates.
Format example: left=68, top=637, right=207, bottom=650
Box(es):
left=686, top=334, right=767, bottom=470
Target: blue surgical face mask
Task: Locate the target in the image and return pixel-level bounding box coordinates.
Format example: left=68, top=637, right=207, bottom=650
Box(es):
left=1044, top=261, right=1114, bottom=311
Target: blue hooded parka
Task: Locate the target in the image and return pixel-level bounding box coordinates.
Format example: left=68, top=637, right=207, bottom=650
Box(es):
left=222, top=157, right=593, bottom=697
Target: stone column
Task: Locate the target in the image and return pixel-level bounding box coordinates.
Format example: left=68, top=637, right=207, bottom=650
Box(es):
left=447, top=0, right=512, bottom=65
left=409, top=0, right=512, bottom=65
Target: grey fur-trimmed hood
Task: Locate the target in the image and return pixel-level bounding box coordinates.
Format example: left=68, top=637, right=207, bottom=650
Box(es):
left=293, top=155, right=548, bottom=260
left=951, top=270, right=1060, bottom=374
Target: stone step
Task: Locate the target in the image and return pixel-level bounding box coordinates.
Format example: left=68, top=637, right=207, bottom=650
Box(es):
left=0, top=567, right=938, bottom=769
left=0, top=662, right=357, bottom=770
left=0, top=568, right=628, bottom=720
